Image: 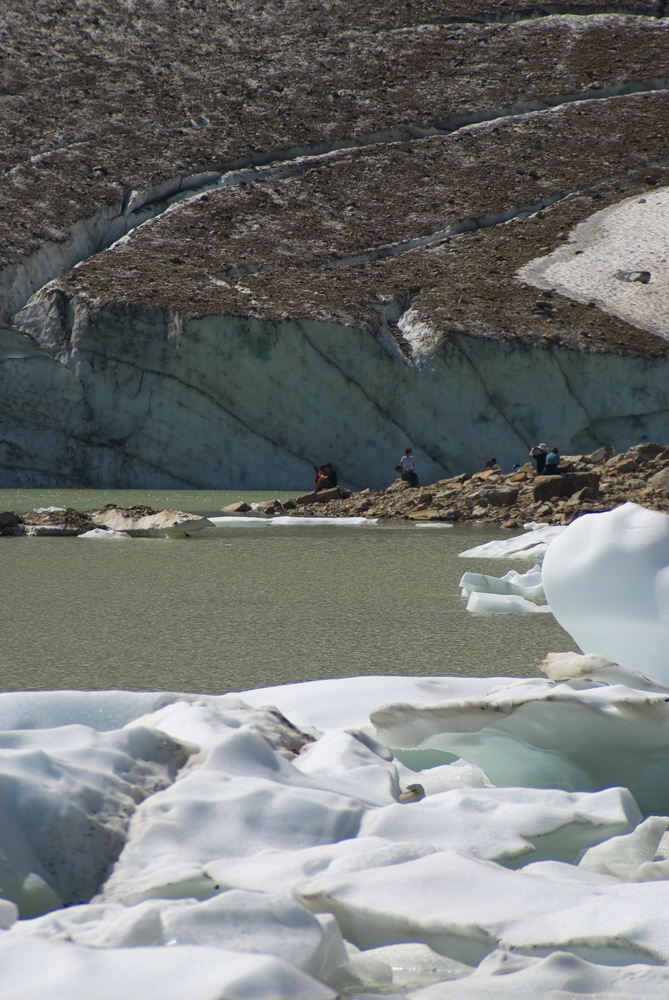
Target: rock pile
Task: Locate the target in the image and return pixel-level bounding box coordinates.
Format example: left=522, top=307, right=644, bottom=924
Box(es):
left=0, top=505, right=212, bottom=537
left=280, top=442, right=669, bottom=527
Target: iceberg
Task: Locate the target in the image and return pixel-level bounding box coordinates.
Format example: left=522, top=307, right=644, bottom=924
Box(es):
left=543, top=502, right=669, bottom=684
left=465, top=592, right=551, bottom=614
left=459, top=523, right=565, bottom=559
left=461, top=563, right=550, bottom=615
left=460, top=564, right=545, bottom=600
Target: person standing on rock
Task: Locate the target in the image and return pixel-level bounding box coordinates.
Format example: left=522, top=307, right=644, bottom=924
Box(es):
left=399, top=448, right=419, bottom=487
left=530, top=442, right=549, bottom=475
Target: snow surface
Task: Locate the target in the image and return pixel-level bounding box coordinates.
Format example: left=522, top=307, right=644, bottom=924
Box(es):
left=518, top=187, right=669, bottom=341
left=5, top=506, right=669, bottom=997
left=4, top=661, right=669, bottom=998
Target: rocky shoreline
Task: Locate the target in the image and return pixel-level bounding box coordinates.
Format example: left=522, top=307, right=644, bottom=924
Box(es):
left=3, top=442, right=669, bottom=536
left=230, top=442, right=669, bottom=528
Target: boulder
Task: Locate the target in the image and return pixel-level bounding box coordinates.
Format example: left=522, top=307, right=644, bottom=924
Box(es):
left=294, top=488, right=342, bottom=506
left=464, top=491, right=488, bottom=510
left=15, top=508, right=97, bottom=536
left=465, top=486, right=519, bottom=509
left=533, top=472, right=600, bottom=503
left=471, top=469, right=502, bottom=482
left=627, top=442, right=665, bottom=462
left=647, top=468, right=669, bottom=493
left=583, top=446, right=617, bottom=464
left=478, top=486, right=520, bottom=507
left=408, top=509, right=453, bottom=521
left=222, top=501, right=251, bottom=513
left=89, top=506, right=212, bottom=537
left=385, top=479, right=415, bottom=494
left=254, top=499, right=284, bottom=515
left=605, top=457, right=639, bottom=475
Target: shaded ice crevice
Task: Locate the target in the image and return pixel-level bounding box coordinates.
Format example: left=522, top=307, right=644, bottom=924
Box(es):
left=4, top=78, right=669, bottom=323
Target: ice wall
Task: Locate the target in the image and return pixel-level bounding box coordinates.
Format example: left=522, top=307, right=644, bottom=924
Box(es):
left=3, top=296, right=669, bottom=488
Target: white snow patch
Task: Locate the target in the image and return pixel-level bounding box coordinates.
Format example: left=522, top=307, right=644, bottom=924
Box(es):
left=517, top=186, right=669, bottom=340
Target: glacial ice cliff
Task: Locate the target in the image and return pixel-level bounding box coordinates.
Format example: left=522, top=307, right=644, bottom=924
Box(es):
left=6, top=305, right=669, bottom=489
left=2, top=2, right=669, bottom=487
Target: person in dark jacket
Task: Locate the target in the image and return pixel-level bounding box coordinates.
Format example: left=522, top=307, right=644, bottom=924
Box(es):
left=529, top=442, right=549, bottom=475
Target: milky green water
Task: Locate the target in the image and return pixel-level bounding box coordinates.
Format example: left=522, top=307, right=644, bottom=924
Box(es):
left=0, top=490, right=578, bottom=693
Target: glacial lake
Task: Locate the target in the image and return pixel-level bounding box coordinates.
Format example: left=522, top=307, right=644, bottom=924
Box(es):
left=0, top=489, right=578, bottom=693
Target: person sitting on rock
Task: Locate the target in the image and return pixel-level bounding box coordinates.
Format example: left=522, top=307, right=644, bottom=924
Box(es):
left=544, top=447, right=562, bottom=475
left=314, top=463, right=338, bottom=492
left=484, top=457, right=501, bottom=472
left=530, top=442, right=549, bottom=475
left=399, top=448, right=419, bottom=487
left=314, top=464, right=327, bottom=490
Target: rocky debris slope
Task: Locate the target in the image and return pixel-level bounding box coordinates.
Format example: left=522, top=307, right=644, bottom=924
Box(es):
left=273, top=441, right=669, bottom=526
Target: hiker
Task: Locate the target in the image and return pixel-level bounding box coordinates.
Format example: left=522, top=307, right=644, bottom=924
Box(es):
left=484, top=457, right=501, bottom=472
left=314, top=463, right=338, bottom=492
left=399, top=448, right=419, bottom=487
left=529, top=442, right=549, bottom=475
left=544, top=447, right=562, bottom=475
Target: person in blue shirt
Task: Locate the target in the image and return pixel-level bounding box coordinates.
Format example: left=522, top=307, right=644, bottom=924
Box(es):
left=544, top=447, right=562, bottom=475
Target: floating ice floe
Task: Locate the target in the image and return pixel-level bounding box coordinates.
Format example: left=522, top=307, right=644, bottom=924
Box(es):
left=460, top=564, right=544, bottom=600
left=543, top=502, right=669, bottom=685
left=461, top=565, right=548, bottom=614
left=209, top=515, right=378, bottom=526
left=77, top=528, right=132, bottom=539
left=459, top=522, right=565, bottom=559
left=465, top=592, right=551, bottom=614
